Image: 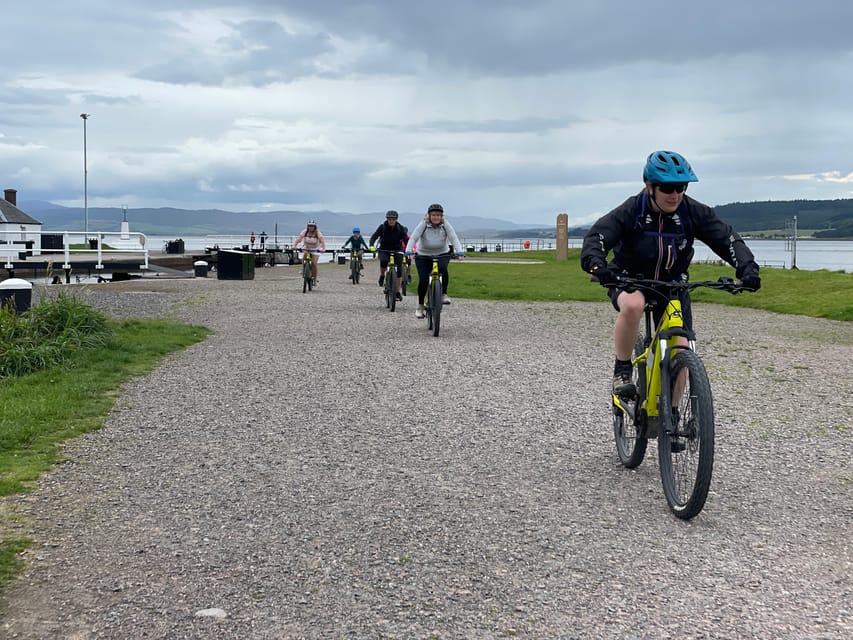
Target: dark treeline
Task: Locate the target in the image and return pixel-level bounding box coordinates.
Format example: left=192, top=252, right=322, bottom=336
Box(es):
left=715, top=199, right=853, bottom=237
left=548, top=198, right=853, bottom=239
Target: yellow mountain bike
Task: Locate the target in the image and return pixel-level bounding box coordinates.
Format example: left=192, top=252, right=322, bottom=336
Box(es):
left=424, top=257, right=443, bottom=337
left=301, top=250, right=315, bottom=293
left=611, top=275, right=748, bottom=519
left=383, top=251, right=404, bottom=312
left=348, top=249, right=363, bottom=284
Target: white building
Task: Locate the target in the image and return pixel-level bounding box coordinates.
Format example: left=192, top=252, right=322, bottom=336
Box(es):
left=1, top=188, right=43, bottom=257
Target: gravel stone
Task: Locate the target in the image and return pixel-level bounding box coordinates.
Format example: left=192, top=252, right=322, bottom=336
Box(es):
left=2, top=265, right=851, bottom=639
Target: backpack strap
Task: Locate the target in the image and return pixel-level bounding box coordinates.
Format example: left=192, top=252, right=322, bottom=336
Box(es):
left=635, top=191, right=692, bottom=236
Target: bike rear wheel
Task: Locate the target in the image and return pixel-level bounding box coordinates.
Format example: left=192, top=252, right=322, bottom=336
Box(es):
left=658, top=349, right=715, bottom=520
left=429, top=277, right=442, bottom=336
left=614, top=337, right=648, bottom=468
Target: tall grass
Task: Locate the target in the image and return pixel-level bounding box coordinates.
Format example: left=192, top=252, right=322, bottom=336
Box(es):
left=0, top=292, right=110, bottom=378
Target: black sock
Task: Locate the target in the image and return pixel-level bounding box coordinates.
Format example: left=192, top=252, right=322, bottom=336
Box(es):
left=614, top=358, right=632, bottom=375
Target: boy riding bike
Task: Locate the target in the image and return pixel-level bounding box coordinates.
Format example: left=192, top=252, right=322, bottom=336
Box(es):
left=342, top=227, right=369, bottom=278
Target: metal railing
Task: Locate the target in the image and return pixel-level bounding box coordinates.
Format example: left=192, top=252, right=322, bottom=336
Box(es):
left=2, top=230, right=149, bottom=271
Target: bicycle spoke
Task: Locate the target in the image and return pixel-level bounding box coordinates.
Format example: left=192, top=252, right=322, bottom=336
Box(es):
left=658, top=350, right=715, bottom=519
left=614, top=337, right=648, bottom=468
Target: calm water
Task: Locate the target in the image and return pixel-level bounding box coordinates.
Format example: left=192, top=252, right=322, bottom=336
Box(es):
left=146, top=235, right=853, bottom=273
left=693, top=239, right=853, bottom=272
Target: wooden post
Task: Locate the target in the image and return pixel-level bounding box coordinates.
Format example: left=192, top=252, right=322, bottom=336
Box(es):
left=556, top=213, right=569, bottom=261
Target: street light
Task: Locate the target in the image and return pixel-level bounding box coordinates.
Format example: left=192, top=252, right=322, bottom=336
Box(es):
left=80, top=113, right=90, bottom=240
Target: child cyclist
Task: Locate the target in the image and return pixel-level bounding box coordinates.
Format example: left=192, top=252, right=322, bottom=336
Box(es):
left=342, top=227, right=369, bottom=278
left=293, top=220, right=327, bottom=284
left=405, top=203, right=465, bottom=318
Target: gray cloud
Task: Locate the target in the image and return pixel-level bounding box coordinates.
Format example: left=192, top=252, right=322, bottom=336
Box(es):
left=136, top=18, right=337, bottom=85
left=2, top=0, right=852, bottom=224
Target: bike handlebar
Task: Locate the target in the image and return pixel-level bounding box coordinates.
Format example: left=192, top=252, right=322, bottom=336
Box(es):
left=410, top=252, right=463, bottom=259
left=613, top=275, right=751, bottom=295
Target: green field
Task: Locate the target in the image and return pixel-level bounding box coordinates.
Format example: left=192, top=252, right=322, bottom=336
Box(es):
left=449, top=249, right=853, bottom=322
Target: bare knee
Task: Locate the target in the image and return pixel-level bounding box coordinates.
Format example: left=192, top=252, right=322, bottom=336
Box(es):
left=617, top=291, right=645, bottom=321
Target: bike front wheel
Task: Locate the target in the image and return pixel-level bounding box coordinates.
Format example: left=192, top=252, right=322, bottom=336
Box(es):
left=429, top=277, right=442, bottom=336
left=658, top=349, right=715, bottom=520
left=351, top=259, right=359, bottom=284
left=387, top=269, right=398, bottom=312
left=614, top=337, right=648, bottom=468
left=303, top=262, right=312, bottom=293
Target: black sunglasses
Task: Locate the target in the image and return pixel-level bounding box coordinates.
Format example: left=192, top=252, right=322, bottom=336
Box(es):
left=655, top=183, right=688, bottom=194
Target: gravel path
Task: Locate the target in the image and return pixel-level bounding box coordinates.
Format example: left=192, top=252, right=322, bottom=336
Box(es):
left=2, top=264, right=851, bottom=639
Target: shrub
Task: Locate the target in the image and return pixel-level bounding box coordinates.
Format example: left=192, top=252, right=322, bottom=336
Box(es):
left=0, top=292, right=110, bottom=378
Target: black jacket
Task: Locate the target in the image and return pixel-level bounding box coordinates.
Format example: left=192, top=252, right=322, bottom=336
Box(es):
left=581, top=191, right=759, bottom=281
left=369, top=221, right=409, bottom=252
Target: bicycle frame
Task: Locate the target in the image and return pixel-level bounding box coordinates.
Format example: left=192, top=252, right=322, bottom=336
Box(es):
left=302, top=250, right=315, bottom=275
left=349, top=249, right=362, bottom=283
left=617, top=298, right=694, bottom=430
left=384, top=250, right=404, bottom=275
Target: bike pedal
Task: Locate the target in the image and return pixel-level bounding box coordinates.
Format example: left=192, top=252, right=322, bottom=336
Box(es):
left=613, top=383, right=637, bottom=398
left=670, top=440, right=687, bottom=453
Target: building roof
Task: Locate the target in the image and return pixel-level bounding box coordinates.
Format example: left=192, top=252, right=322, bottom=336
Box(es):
left=0, top=199, right=42, bottom=225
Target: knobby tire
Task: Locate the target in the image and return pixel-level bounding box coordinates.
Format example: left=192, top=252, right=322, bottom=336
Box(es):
left=658, top=349, right=715, bottom=520
left=302, top=260, right=313, bottom=293
left=351, top=257, right=359, bottom=284
left=430, top=277, right=442, bottom=336
left=614, top=336, right=648, bottom=468
left=388, top=268, right=398, bottom=312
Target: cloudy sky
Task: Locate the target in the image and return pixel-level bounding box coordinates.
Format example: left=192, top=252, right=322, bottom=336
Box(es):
left=1, top=0, right=850, bottom=225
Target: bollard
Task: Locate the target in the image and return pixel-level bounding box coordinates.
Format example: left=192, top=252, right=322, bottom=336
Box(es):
left=0, top=278, right=33, bottom=313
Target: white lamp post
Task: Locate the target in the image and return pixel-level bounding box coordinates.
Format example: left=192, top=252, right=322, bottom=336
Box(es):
left=80, top=113, right=90, bottom=240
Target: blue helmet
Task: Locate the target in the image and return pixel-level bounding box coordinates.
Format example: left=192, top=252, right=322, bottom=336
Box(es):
left=643, top=150, right=698, bottom=183
left=352, top=227, right=360, bottom=233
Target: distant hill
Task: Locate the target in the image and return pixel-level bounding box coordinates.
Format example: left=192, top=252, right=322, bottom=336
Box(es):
left=15, top=198, right=853, bottom=239
left=17, top=203, right=551, bottom=237
left=502, top=198, right=853, bottom=238
left=714, top=199, right=853, bottom=238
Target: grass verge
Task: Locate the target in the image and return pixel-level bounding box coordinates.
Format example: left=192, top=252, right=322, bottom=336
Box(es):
left=0, top=317, right=210, bottom=589
left=447, top=249, right=853, bottom=321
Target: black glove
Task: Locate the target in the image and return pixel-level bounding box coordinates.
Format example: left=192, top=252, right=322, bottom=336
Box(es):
left=740, top=273, right=761, bottom=292
left=591, top=265, right=618, bottom=287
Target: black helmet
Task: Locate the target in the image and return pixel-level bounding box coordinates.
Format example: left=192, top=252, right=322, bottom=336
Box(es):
left=385, top=210, right=399, bottom=219
left=427, top=203, right=444, bottom=213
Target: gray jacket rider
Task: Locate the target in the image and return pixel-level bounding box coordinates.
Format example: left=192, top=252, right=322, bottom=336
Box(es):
left=405, top=219, right=464, bottom=256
